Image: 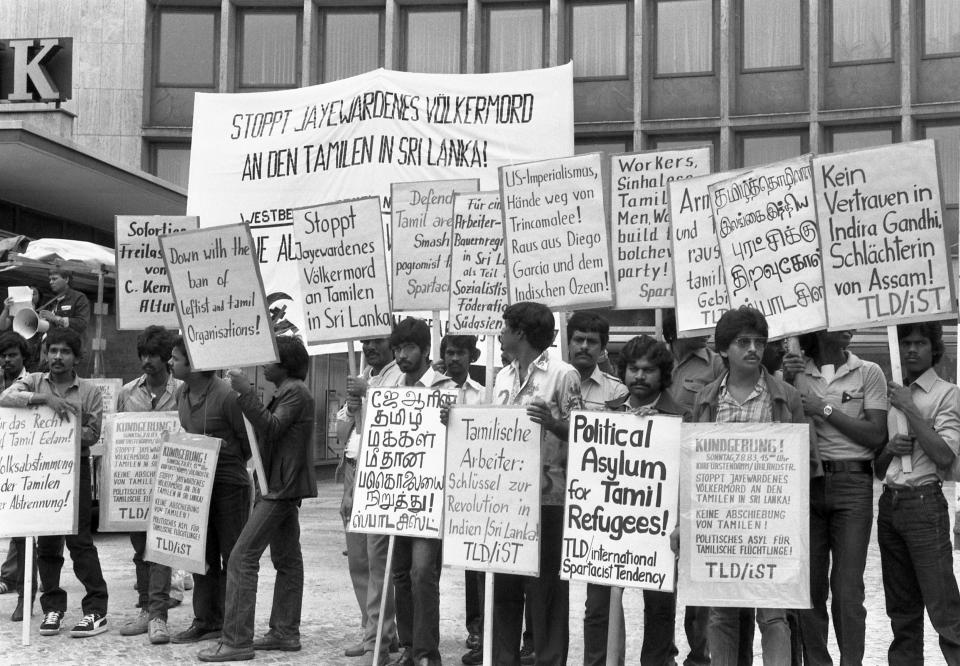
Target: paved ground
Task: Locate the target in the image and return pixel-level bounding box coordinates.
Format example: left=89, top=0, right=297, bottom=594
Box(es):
left=1, top=479, right=957, bottom=665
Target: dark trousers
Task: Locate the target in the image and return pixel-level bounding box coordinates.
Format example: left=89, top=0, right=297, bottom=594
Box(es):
left=1, top=539, right=17, bottom=587
left=465, top=570, right=484, bottom=636
left=130, top=531, right=171, bottom=620
left=193, top=482, right=249, bottom=629
left=684, top=606, right=712, bottom=665
left=7, top=538, right=38, bottom=599
left=878, top=485, right=960, bottom=665
left=393, top=535, right=443, bottom=662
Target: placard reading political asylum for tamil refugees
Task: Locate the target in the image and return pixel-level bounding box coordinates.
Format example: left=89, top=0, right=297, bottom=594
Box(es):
left=678, top=423, right=810, bottom=609
left=611, top=148, right=711, bottom=309
left=0, top=406, right=79, bottom=538
left=350, top=386, right=458, bottom=539
left=812, top=140, right=955, bottom=330
left=392, top=179, right=480, bottom=311
left=709, top=156, right=826, bottom=339
left=160, top=224, right=279, bottom=371
left=562, top=412, right=681, bottom=591
left=291, top=197, right=392, bottom=345
left=500, top=153, right=613, bottom=309
left=99, top=412, right=183, bottom=532
left=144, top=433, right=220, bottom=574
left=443, top=406, right=542, bottom=575
left=115, top=215, right=199, bottom=330
left=448, top=192, right=507, bottom=335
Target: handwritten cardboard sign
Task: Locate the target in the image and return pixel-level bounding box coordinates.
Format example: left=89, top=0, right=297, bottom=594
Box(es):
left=160, top=224, right=278, bottom=371
left=500, top=153, right=613, bottom=308
left=350, top=386, right=458, bottom=539
left=99, top=412, right=183, bottom=532
left=0, top=406, right=79, bottom=538
left=291, top=197, right=393, bottom=344
left=679, top=423, right=810, bottom=608
left=562, top=412, right=681, bottom=591
left=448, top=191, right=507, bottom=335
left=611, top=148, right=711, bottom=309
left=443, top=406, right=541, bottom=575
left=115, top=215, right=200, bottom=330
left=812, top=139, right=955, bottom=329
left=144, top=433, right=220, bottom=574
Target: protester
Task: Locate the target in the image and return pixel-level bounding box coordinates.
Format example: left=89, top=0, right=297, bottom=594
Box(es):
left=38, top=266, right=91, bottom=341
left=0, top=287, right=43, bottom=370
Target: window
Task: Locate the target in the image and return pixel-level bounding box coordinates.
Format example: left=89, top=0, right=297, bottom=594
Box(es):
left=156, top=9, right=218, bottom=87
left=828, top=126, right=896, bottom=152
left=575, top=136, right=632, bottom=155
left=739, top=131, right=805, bottom=167
left=831, top=0, right=892, bottom=64
left=403, top=8, right=464, bottom=74
left=924, top=0, right=960, bottom=57
left=742, top=0, right=801, bottom=70
left=238, top=11, right=300, bottom=88
left=151, top=143, right=192, bottom=189
left=923, top=123, right=960, bottom=205
left=486, top=5, right=545, bottom=73
left=650, top=134, right=719, bottom=168
left=570, top=2, right=628, bottom=77
left=321, top=10, right=383, bottom=82
left=656, top=0, right=712, bottom=75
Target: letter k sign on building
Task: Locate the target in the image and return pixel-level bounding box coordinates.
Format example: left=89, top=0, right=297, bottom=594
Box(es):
left=0, top=37, right=72, bottom=103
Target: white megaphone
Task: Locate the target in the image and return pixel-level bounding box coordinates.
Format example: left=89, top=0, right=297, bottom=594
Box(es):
left=13, top=309, right=50, bottom=338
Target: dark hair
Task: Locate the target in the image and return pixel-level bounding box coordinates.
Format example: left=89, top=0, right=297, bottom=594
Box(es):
left=49, top=266, right=73, bottom=283
left=172, top=335, right=188, bottom=361
left=502, top=302, right=555, bottom=352
left=390, top=317, right=431, bottom=352
left=0, top=331, right=29, bottom=359
left=897, top=321, right=945, bottom=365
left=440, top=335, right=478, bottom=356
left=617, top=335, right=674, bottom=389
left=714, top=307, right=768, bottom=354
left=136, top=325, right=175, bottom=362
left=796, top=331, right=819, bottom=356
left=566, top=311, right=610, bottom=347
left=45, top=327, right=82, bottom=357
left=276, top=336, right=309, bottom=380
left=661, top=309, right=678, bottom=344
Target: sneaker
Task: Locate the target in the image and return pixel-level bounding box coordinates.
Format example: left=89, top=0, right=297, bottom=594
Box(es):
left=519, top=643, right=535, bottom=666
left=70, top=612, right=108, bottom=637
left=149, top=617, right=171, bottom=645
left=39, top=610, right=64, bottom=635
left=462, top=647, right=483, bottom=665
left=119, top=608, right=149, bottom=636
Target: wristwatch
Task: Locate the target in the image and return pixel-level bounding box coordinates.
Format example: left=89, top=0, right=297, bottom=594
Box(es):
left=822, top=404, right=833, bottom=418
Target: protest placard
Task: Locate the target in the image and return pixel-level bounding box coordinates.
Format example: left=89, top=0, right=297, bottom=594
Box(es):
left=160, top=224, right=278, bottom=370
left=350, top=386, right=458, bottom=539
left=561, top=412, right=681, bottom=591
left=391, top=179, right=480, bottom=311
left=6, top=286, right=33, bottom=317
left=88, top=378, right=122, bottom=415
left=611, top=148, right=711, bottom=309
left=0, top=406, right=78, bottom=538
left=144, top=433, right=220, bottom=574
left=115, top=215, right=200, bottom=330
left=99, top=411, right=182, bottom=532
left=811, top=139, right=955, bottom=329
left=443, top=406, right=541, bottom=575
left=709, top=156, right=826, bottom=339
left=291, top=197, right=392, bottom=345
left=500, top=153, right=613, bottom=309
left=679, top=423, right=810, bottom=608
left=448, top=191, right=507, bottom=335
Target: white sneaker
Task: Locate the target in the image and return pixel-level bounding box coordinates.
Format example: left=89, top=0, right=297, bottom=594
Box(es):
left=70, top=612, right=108, bottom=637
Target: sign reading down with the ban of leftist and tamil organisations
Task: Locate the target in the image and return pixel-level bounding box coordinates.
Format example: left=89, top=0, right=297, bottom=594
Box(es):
left=710, top=155, right=826, bottom=340
left=291, top=197, right=393, bottom=345
left=350, top=386, right=458, bottom=539
left=443, top=406, right=542, bottom=576
left=611, top=148, right=712, bottom=309
left=115, top=215, right=199, bottom=330
left=160, top=224, right=279, bottom=371
left=391, top=179, right=480, bottom=311
left=500, top=153, right=613, bottom=309
left=679, top=423, right=810, bottom=609
left=448, top=191, right=507, bottom=335
left=562, top=412, right=681, bottom=591
left=812, top=139, right=956, bottom=330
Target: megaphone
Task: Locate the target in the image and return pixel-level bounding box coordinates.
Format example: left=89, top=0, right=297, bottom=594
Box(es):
left=13, top=309, right=50, bottom=338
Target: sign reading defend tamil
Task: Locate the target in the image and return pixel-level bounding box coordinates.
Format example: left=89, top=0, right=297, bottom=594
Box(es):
left=611, top=148, right=711, bottom=309
left=812, top=139, right=955, bottom=329
left=679, top=423, right=810, bottom=609
left=0, top=406, right=79, bottom=538
left=350, top=386, right=458, bottom=539
left=443, top=406, right=541, bottom=575
left=562, top=412, right=681, bottom=591
left=115, top=215, right=199, bottom=330
left=291, top=197, right=392, bottom=344
left=391, top=179, right=480, bottom=311
left=160, top=224, right=279, bottom=371
left=448, top=192, right=507, bottom=335
left=500, top=153, right=613, bottom=309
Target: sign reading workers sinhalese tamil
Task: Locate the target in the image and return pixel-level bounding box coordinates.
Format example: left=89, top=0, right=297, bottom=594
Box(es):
left=611, top=148, right=711, bottom=309
left=392, top=179, right=480, bottom=311
left=160, top=224, right=279, bottom=371
left=350, top=386, right=458, bottom=539
left=679, top=423, right=810, bottom=609
left=291, top=197, right=392, bottom=345
left=500, top=153, right=613, bottom=308
left=448, top=192, right=507, bottom=335
left=443, top=406, right=541, bottom=575
left=99, top=412, right=183, bottom=532
left=562, top=412, right=681, bottom=591
left=709, top=155, right=826, bottom=339
left=115, top=215, right=199, bottom=330
left=812, top=139, right=955, bottom=330
left=144, top=433, right=220, bottom=574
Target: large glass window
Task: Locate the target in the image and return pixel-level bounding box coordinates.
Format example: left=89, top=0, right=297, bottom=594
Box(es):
left=403, top=8, right=464, bottom=74
left=922, top=123, right=960, bottom=205
left=924, top=0, right=960, bottom=57
left=570, top=2, right=628, bottom=77
left=656, top=0, right=712, bottom=75
left=831, top=0, right=892, bottom=63
left=321, top=10, right=383, bottom=82
left=739, top=131, right=805, bottom=167
left=486, top=5, right=545, bottom=73
left=156, top=9, right=218, bottom=86
left=151, top=143, right=192, bottom=189
left=828, top=126, right=896, bottom=152
left=239, top=11, right=300, bottom=88
left=575, top=136, right=632, bottom=155
left=742, top=0, right=801, bottom=70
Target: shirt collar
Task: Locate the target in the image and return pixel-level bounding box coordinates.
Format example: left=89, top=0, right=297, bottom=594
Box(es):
left=908, top=367, right=939, bottom=393
left=42, top=371, right=80, bottom=390
left=409, top=366, right=448, bottom=387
